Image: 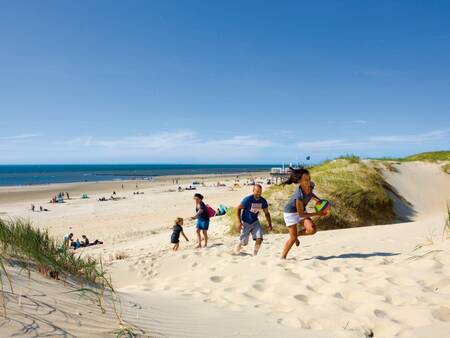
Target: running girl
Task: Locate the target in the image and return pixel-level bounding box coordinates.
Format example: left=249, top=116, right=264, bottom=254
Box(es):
left=281, top=168, right=327, bottom=259
left=171, top=217, right=189, bottom=251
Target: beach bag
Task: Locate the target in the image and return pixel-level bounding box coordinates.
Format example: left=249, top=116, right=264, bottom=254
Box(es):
left=206, top=204, right=216, bottom=218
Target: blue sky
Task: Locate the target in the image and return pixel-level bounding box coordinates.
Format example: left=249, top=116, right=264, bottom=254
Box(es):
left=0, top=0, right=449, bottom=164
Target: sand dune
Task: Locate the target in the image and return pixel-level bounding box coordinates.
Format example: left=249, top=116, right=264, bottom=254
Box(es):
left=1, top=162, right=450, bottom=337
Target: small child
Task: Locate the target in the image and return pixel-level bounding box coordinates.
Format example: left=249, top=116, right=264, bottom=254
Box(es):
left=171, top=217, right=189, bottom=251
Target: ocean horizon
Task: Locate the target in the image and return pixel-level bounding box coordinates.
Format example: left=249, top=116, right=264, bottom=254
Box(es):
left=0, top=164, right=276, bottom=186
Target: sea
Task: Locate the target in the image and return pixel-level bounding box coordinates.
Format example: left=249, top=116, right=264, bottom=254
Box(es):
left=0, top=164, right=275, bottom=186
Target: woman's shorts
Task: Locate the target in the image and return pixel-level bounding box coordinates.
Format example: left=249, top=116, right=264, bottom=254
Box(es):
left=196, top=219, right=210, bottom=230
left=283, top=212, right=306, bottom=226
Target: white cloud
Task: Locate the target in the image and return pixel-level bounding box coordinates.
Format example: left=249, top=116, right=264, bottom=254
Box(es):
left=296, top=139, right=366, bottom=151
left=55, top=131, right=274, bottom=154
left=295, top=128, right=450, bottom=152
left=370, top=128, right=450, bottom=143
left=1, top=133, right=40, bottom=140
left=211, top=135, right=274, bottom=147
left=90, top=131, right=199, bottom=149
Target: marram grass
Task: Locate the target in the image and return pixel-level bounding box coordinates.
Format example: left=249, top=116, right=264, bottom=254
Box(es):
left=0, top=218, right=139, bottom=336
left=0, top=218, right=100, bottom=283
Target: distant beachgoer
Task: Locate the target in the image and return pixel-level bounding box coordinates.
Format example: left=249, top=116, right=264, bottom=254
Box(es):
left=81, top=235, right=103, bottom=247
left=31, top=204, right=35, bottom=212
left=66, top=192, right=70, bottom=199
left=171, top=217, right=189, bottom=251
left=71, top=238, right=81, bottom=249
left=81, top=235, right=90, bottom=246
left=113, top=191, right=116, bottom=195
left=40, top=205, right=43, bottom=212
left=121, top=184, right=124, bottom=189
left=191, top=193, right=210, bottom=248
left=281, top=168, right=327, bottom=259
left=234, top=185, right=272, bottom=256
left=63, top=233, right=73, bottom=247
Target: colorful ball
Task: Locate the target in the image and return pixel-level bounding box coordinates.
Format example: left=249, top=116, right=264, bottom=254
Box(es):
left=315, top=199, right=331, bottom=215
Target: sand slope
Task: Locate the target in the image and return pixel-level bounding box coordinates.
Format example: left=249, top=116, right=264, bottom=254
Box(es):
left=1, top=162, right=450, bottom=337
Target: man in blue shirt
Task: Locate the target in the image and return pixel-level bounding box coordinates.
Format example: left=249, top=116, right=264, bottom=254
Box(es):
left=234, top=184, right=272, bottom=256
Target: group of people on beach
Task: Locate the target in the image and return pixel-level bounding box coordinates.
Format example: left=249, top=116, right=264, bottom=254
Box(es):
left=30, top=204, right=49, bottom=212
left=63, top=233, right=103, bottom=250
left=171, top=168, right=329, bottom=259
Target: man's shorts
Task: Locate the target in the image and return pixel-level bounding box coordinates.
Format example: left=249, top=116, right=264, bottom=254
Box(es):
left=239, top=220, right=263, bottom=245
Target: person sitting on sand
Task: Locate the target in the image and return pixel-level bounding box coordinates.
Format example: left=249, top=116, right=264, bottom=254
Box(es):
left=63, top=233, right=73, bottom=247
left=171, top=217, right=189, bottom=251
left=191, top=193, right=210, bottom=248
left=281, top=168, right=327, bottom=259
left=70, top=238, right=81, bottom=250
left=234, top=184, right=273, bottom=256
left=81, top=235, right=90, bottom=247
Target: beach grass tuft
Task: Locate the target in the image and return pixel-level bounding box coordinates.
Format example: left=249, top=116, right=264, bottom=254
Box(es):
left=0, top=218, right=140, bottom=335
left=0, top=218, right=100, bottom=284
left=442, top=163, right=450, bottom=174
left=374, top=150, right=450, bottom=163
left=443, top=205, right=450, bottom=240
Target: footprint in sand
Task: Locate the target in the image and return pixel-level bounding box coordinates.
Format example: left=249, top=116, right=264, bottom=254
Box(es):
left=252, top=283, right=266, bottom=292
left=293, top=294, right=308, bottom=303
left=374, top=309, right=387, bottom=318
left=432, top=306, right=450, bottom=322
left=332, top=292, right=344, bottom=299
left=210, top=275, right=224, bottom=283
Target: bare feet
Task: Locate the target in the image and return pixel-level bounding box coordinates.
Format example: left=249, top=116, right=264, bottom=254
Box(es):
left=233, top=244, right=241, bottom=255
left=195, top=244, right=201, bottom=249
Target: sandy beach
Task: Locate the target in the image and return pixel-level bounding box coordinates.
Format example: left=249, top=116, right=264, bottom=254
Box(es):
left=1, top=162, right=450, bottom=337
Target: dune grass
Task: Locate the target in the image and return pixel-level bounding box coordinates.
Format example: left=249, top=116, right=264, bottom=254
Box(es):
left=375, top=151, right=450, bottom=162
left=226, top=158, right=395, bottom=234
left=0, top=218, right=138, bottom=336
left=0, top=218, right=101, bottom=283
left=403, top=151, right=450, bottom=162
left=442, top=163, right=450, bottom=174
left=444, top=206, right=450, bottom=240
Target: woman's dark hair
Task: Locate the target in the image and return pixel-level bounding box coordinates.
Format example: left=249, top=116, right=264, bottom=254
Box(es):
left=194, top=193, right=204, bottom=200
left=283, top=168, right=310, bottom=185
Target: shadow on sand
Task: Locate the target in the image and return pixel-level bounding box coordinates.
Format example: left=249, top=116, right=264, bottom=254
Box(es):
left=304, top=252, right=400, bottom=261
